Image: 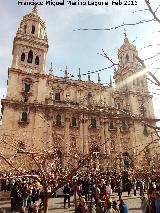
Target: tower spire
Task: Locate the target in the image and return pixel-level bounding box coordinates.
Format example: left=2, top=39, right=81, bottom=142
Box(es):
left=98, top=73, right=101, bottom=84
left=49, top=62, right=53, bottom=75
left=78, top=68, right=81, bottom=81
left=88, top=71, right=91, bottom=81
left=124, top=29, right=129, bottom=44
left=32, top=5, right=38, bottom=15
left=64, top=66, right=68, bottom=78
left=110, top=75, right=112, bottom=87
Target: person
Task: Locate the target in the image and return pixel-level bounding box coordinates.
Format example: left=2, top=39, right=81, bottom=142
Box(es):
left=117, top=179, right=123, bottom=201
left=112, top=200, right=120, bottom=213
left=28, top=203, right=39, bottom=213
left=155, top=192, right=160, bottom=213
left=21, top=184, right=29, bottom=208
left=139, top=180, right=145, bottom=197
left=31, top=185, right=39, bottom=204
left=126, top=179, right=132, bottom=196
left=39, top=188, right=45, bottom=208
left=77, top=183, right=82, bottom=198
left=10, top=183, right=22, bottom=211
left=75, top=197, right=88, bottom=213
left=141, top=195, right=148, bottom=213
left=133, top=179, right=137, bottom=196
left=119, top=199, right=128, bottom=213
left=104, top=200, right=116, bottom=213
left=96, top=200, right=104, bottom=213
left=63, top=183, right=71, bottom=208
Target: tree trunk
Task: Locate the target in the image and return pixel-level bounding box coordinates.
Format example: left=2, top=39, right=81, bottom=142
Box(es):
left=44, top=191, right=49, bottom=213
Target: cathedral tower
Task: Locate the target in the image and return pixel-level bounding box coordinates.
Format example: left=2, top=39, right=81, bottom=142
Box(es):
left=11, top=6, right=48, bottom=74
left=2, top=6, right=49, bottom=131
left=114, top=33, right=148, bottom=93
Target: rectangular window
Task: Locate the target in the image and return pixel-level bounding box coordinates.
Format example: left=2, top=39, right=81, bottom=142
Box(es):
left=55, top=92, right=60, bottom=101
left=91, top=118, right=96, bottom=128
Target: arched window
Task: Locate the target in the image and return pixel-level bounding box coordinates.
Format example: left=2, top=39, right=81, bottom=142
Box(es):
left=125, top=54, right=129, bottom=63
left=55, top=92, right=60, bottom=101
left=91, top=118, right=96, bottom=128
left=72, top=117, right=77, bottom=127
left=121, top=120, right=127, bottom=131
left=57, top=150, right=62, bottom=158
left=109, top=120, right=114, bottom=129
left=21, top=112, right=28, bottom=122
left=31, top=25, right=35, bottom=34
left=35, top=56, right=39, bottom=65
left=24, top=98, right=28, bottom=103
left=24, top=25, right=27, bottom=33
left=56, top=114, right=61, bottom=127
left=24, top=83, right=30, bottom=93
left=21, top=53, right=25, bottom=62
left=133, top=54, right=135, bottom=61
left=27, top=50, right=33, bottom=63
left=117, top=103, right=121, bottom=109
left=143, top=124, right=148, bottom=136
left=71, top=137, right=76, bottom=147
left=111, top=140, right=115, bottom=150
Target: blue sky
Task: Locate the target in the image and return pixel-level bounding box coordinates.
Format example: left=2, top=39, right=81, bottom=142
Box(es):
left=0, top=0, right=160, bottom=116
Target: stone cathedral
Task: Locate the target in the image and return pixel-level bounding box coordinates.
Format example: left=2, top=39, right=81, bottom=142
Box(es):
left=0, top=7, right=158, bottom=170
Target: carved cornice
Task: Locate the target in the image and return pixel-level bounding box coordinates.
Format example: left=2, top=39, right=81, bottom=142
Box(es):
left=1, top=99, right=157, bottom=122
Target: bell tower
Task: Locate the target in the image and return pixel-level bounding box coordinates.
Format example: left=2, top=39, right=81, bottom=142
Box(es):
left=1, top=6, right=49, bottom=130
left=11, top=6, right=49, bottom=74
left=114, top=34, right=148, bottom=93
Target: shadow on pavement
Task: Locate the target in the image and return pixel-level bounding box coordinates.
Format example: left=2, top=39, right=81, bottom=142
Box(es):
left=129, top=207, right=141, bottom=210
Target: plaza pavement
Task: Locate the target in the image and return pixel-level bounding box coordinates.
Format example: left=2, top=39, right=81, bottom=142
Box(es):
left=0, top=191, right=142, bottom=212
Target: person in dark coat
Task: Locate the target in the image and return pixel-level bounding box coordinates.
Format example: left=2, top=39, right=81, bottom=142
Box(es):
left=63, top=183, right=71, bottom=208
left=10, top=184, right=22, bottom=211
left=126, top=179, right=132, bottom=196
left=117, top=179, right=123, bottom=201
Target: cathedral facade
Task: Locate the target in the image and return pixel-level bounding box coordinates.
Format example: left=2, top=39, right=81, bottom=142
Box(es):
left=0, top=7, right=157, bottom=170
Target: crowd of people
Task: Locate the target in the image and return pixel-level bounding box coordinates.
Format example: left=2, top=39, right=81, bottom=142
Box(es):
left=0, top=170, right=160, bottom=212
left=0, top=176, right=46, bottom=213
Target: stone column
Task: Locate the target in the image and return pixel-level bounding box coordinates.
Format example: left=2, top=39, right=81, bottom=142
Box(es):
left=83, top=115, right=89, bottom=154
left=100, top=118, right=105, bottom=154
left=64, top=115, right=70, bottom=154
left=104, top=120, right=110, bottom=155
left=79, top=114, right=84, bottom=153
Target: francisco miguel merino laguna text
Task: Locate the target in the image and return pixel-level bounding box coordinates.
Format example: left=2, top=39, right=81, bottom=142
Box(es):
left=18, top=0, right=108, bottom=6
left=18, top=0, right=138, bottom=6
